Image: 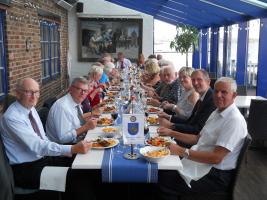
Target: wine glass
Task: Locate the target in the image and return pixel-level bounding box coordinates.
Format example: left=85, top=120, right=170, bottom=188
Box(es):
left=111, top=111, right=118, bottom=121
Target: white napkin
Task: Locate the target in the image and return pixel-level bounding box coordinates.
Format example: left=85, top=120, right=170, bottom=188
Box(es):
left=178, top=158, right=212, bottom=188
left=40, top=166, right=69, bottom=192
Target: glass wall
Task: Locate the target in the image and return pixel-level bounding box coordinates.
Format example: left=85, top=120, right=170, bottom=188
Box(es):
left=207, top=28, right=211, bottom=72
left=226, top=24, right=238, bottom=78
left=247, top=19, right=260, bottom=88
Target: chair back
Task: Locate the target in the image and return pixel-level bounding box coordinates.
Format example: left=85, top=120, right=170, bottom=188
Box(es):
left=38, top=107, right=50, bottom=131
left=247, top=99, right=267, bottom=140
left=0, top=134, right=14, bottom=200
left=229, top=134, right=252, bottom=198
left=43, top=97, right=57, bottom=110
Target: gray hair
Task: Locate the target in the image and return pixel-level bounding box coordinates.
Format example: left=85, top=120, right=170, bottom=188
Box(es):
left=191, top=69, right=210, bottom=80
left=104, top=62, right=115, bottom=74
left=88, top=63, right=103, bottom=78
left=158, top=59, right=174, bottom=68
left=179, top=67, right=195, bottom=77
left=215, top=77, right=237, bottom=92
left=16, top=78, right=37, bottom=91
left=71, top=77, right=88, bottom=86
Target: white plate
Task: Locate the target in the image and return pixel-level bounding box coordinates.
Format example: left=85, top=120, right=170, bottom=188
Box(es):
left=140, top=146, right=170, bottom=163
left=145, top=136, right=175, bottom=147
left=92, top=138, right=119, bottom=149
left=146, top=106, right=161, bottom=114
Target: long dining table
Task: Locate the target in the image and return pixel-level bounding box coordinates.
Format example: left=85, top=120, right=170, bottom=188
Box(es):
left=72, top=115, right=182, bottom=171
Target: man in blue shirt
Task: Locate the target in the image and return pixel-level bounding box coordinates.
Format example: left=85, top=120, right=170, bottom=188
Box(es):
left=0, top=78, right=97, bottom=199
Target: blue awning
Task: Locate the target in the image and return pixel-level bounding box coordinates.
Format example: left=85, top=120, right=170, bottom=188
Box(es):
left=104, top=0, right=267, bottom=28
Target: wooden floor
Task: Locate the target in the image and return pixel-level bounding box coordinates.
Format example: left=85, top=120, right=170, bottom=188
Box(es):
left=234, top=148, right=267, bottom=200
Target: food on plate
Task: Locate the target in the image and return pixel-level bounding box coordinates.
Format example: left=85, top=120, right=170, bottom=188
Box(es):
left=102, top=105, right=116, bottom=112
left=144, top=148, right=170, bottom=158
left=103, top=97, right=115, bottom=104
left=147, top=116, right=159, bottom=125
left=97, top=117, right=113, bottom=126
left=102, top=127, right=118, bottom=133
left=92, top=138, right=117, bottom=148
left=147, top=107, right=160, bottom=113
left=107, top=91, right=119, bottom=97
left=146, top=136, right=173, bottom=147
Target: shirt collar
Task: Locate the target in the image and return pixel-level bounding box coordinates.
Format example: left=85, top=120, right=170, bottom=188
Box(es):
left=216, top=103, right=236, bottom=118
left=200, top=89, right=208, bottom=101
left=66, top=93, right=80, bottom=108
left=14, top=101, right=33, bottom=115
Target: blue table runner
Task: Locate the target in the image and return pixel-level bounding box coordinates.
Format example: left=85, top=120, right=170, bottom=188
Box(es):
left=101, top=143, right=158, bottom=183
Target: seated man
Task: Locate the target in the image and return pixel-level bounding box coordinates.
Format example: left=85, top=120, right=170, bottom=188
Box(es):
left=0, top=78, right=96, bottom=199
left=159, top=69, right=216, bottom=136
left=115, top=52, right=132, bottom=69
left=156, top=77, right=248, bottom=200
left=46, top=77, right=97, bottom=144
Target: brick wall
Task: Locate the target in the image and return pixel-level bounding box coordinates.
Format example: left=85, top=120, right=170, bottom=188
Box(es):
left=3, top=0, right=69, bottom=107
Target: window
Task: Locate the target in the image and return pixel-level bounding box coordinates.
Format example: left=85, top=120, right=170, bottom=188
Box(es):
left=217, top=27, right=224, bottom=78
left=247, top=19, right=260, bottom=88
left=226, top=24, right=238, bottom=78
left=40, top=21, right=60, bottom=82
left=0, top=11, right=7, bottom=100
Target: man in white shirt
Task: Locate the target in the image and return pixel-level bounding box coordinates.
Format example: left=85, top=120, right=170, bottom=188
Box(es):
left=46, top=77, right=97, bottom=144
left=156, top=77, right=248, bottom=200
left=115, top=52, right=132, bottom=69
left=0, top=78, right=96, bottom=199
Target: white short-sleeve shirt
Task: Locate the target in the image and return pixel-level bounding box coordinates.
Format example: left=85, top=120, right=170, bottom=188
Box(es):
left=179, top=103, right=248, bottom=185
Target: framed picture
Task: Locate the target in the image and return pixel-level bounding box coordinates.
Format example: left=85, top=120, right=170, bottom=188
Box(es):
left=78, top=18, right=143, bottom=62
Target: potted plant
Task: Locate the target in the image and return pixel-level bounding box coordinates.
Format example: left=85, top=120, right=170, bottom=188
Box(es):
left=170, top=24, right=199, bottom=67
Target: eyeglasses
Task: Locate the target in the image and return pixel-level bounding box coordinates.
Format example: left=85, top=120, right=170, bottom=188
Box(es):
left=72, top=85, right=89, bottom=94
left=22, top=90, right=40, bottom=97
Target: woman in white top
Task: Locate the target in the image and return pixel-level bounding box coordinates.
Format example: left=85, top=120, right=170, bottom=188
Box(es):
left=159, top=67, right=199, bottom=120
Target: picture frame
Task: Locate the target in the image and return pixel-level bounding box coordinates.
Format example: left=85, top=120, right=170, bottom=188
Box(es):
left=78, top=18, right=143, bottom=62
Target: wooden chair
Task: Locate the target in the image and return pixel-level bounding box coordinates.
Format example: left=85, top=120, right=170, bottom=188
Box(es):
left=181, top=134, right=252, bottom=200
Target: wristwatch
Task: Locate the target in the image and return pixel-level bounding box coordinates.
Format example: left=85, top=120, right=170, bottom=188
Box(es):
left=183, top=148, right=190, bottom=159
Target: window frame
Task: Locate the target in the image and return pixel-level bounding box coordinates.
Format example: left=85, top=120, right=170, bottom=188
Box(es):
left=40, top=21, right=61, bottom=83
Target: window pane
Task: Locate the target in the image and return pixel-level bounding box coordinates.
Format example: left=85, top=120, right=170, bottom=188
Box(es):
left=247, top=19, right=260, bottom=88
left=217, top=27, right=224, bottom=78
left=226, top=24, right=238, bottom=79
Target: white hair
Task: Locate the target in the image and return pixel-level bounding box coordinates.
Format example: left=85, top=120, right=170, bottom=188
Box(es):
left=88, top=64, right=103, bottom=78
left=104, top=62, right=115, bottom=74
left=215, top=77, right=237, bottom=92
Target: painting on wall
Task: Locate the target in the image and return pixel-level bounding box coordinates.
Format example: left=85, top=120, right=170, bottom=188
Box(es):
left=78, top=18, right=143, bottom=62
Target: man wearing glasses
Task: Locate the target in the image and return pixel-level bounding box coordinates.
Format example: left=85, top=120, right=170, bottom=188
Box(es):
left=46, top=77, right=97, bottom=144
left=0, top=78, right=97, bottom=199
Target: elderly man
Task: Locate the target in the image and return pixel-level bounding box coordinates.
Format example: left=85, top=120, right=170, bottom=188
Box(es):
left=148, top=61, right=183, bottom=107
left=156, top=77, right=248, bottom=200
left=116, top=52, right=132, bottom=69
left=46, top=77, right=97, bottom=144
left=0, top=78, right=95, bottom=199
left=159, top=69, right=216, bottom=138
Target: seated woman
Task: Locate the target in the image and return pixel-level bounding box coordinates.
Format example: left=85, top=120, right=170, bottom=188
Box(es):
left=84, top=63, right=104, bottom=109
left=158, top=67, right=199, bottom=120
left=141, top=58, right=161, bottom=92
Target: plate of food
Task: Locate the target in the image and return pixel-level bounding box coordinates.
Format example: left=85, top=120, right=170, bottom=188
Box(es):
left=109, top=86, right=120, bottom=91
left=106, top=91, right=119, bottom=97
left=147, top=107, right=160, bottom=113
left=147, top=116, right=159, bottom=126
left=102, top=105, right=116, bottom=113
left=103, top=97, right=115, bottom=104
left=145, top=136, right=175, bottom=147
left=92, top=138, right=119, bottom=149
left=140, top=146, right=170, bottom=163
left=97, top=117, right=114, bottom=127
left=102, top=126, right=119, bottom=138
